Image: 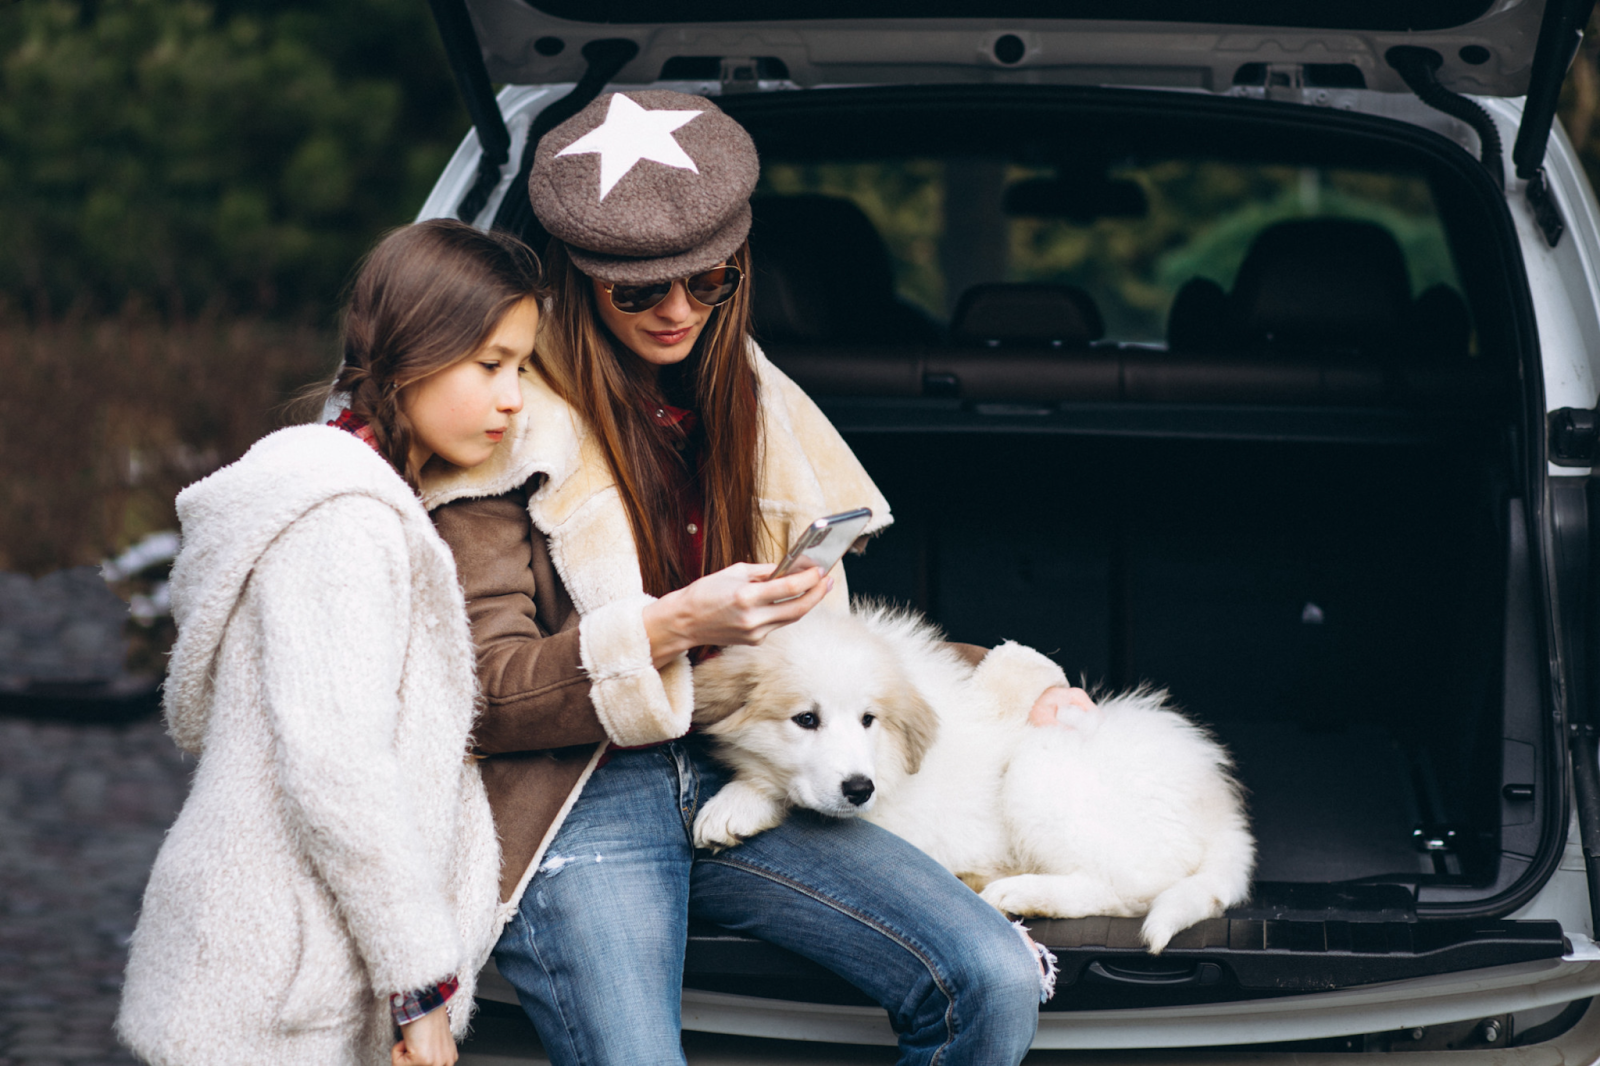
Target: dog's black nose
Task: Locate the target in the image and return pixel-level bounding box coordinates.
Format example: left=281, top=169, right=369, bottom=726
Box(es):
left=841, top=775, right=875, bottom=806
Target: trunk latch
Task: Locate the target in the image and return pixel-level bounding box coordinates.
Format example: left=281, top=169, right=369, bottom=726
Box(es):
left=1549, top=405, right=1600, bottom=466
left=1413, top=824, right=1463, bottom=852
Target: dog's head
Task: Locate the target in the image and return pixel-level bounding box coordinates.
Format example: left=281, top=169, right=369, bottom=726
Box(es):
left=693, top=610, right=938, bottom=818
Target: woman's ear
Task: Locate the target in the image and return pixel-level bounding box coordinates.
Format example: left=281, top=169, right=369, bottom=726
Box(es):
left=884, top=686, right=940, bottom=775
left=691, top=648, right=759, bottom=727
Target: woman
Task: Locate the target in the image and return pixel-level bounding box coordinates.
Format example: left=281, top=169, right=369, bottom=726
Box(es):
left=116, top=220, right=542, bottom=1066
left=426, top=91, right=1083, bottom=1066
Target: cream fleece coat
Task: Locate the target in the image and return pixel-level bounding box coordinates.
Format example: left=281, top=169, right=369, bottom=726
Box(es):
left=116, top=426, right=500, bottom=1066
left=422, top=341, right=890, bottom=917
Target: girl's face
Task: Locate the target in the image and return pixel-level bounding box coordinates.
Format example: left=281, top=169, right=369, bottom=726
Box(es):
left=401, top=296, right=539, bottom=472
left=591, top=276, right=711, bottom=372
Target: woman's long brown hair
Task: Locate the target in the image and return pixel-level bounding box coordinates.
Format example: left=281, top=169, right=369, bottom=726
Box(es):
left=330, top=220, right=543, bottom=491
left=539, top=239, right=763, bottom=597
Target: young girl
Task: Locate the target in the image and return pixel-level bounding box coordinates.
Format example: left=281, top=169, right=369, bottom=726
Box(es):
left=427, top=91, right=1078, bottom=1066
left=116, top=220, right=542, bottom=1066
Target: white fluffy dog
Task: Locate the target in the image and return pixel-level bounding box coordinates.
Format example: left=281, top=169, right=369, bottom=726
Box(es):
left=691, top=604, right=1254, bottom=954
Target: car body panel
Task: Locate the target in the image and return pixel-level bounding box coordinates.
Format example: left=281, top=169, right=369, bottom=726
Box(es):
left=460, top=0, right=1548, bottom=97
left=468, top=950, right=1600, bottom=1049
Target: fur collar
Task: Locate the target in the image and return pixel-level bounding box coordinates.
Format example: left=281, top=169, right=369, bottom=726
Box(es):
left=421, top=341, right=891, bottom=619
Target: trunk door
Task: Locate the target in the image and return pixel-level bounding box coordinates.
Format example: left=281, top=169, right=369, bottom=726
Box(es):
left=461, top=0, right=1549, bottom=96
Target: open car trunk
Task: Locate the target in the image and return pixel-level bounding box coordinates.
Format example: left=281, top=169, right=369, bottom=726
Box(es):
left=412, top=0, right=1600, bottom=1038
left=645, top=84, right=1572, bottom=1010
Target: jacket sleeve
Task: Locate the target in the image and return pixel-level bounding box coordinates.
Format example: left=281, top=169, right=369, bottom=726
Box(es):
left=252, top=495, right=461, bottom=998
left=431, top=491, right=607, bottom=754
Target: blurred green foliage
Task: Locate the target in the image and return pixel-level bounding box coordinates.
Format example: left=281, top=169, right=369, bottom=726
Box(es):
left=0, top=0, right=468, bottom=320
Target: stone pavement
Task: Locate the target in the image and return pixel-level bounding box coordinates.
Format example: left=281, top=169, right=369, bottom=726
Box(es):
left=0, top=715, right=190, bottom=1065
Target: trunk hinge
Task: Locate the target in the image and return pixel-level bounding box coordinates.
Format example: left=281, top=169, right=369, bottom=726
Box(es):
left=1514, top=0, right=1598, bottom=183
left=1527, top=168, right=1567, bottom=247
left=1513, top=0, right=1597, bottom=247
left=720, top=56, right=763, bottom=94
left=1386, top=46, right=1504, bottom=191
left=491, top=38, right=642, bottom=240
left=425, top=0, right=512, bottom=223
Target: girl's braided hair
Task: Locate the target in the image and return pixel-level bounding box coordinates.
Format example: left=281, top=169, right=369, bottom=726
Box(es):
left=331, top=219, right=543, bottom=490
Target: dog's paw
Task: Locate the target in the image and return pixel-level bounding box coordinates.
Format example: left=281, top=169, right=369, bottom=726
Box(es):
left=692, top=783, right=785, bottom=852
left=980, top=873, right=1138, bottom=920
left=979, top=875, right=1058, bottom=917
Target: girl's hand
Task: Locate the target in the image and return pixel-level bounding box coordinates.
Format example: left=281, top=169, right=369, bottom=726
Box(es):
left=391, top=1006, right=457, bottom=1066
left=1028, top=685, right=1098, bottom=728
left=643, top=562, right=832, bottom=667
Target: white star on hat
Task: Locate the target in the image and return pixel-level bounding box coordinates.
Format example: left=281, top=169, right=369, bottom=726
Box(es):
left=555, top=94, right=704, bottom=201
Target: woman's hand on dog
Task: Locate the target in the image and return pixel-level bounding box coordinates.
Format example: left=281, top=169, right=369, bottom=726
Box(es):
left=1029, top=686, right=1098, bottom=727
left=644, top=562, right=833, bottom=667
left=391, top=1006, right=456, bottom=1066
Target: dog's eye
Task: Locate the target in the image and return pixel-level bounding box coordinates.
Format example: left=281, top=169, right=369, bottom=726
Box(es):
left=861, top=713, right=876, bottom=728
left=791, top=711, right=820, bottom=730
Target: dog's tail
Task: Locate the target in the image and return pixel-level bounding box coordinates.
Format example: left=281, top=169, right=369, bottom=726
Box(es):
left=1139, top=816, right=1256, bottom=955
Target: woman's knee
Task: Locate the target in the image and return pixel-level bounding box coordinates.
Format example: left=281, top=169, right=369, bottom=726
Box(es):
left=938, top=917, right=1044, bottom=1052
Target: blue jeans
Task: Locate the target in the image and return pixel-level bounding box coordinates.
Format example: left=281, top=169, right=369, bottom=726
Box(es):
left=493, top=737, right=1040, bottom=1066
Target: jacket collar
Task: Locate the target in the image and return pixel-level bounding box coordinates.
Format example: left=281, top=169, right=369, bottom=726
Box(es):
left=421, top=340, right=890, bottom=617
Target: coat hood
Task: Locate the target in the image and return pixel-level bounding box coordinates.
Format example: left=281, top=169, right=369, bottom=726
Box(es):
left=163, top=425, right=428, bottom=754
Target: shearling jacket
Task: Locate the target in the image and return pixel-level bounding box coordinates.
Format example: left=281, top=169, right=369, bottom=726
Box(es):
left=424, top=342, right=891, bottom=912
left=116, top=426, right=501, bottom=1066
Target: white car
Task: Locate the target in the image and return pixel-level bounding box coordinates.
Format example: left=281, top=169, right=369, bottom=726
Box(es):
left=419, top=1, right=1600, bottom=1061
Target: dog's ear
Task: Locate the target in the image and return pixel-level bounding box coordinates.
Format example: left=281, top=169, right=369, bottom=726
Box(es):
left=883, top=685, right=940, bottom=775
left=692, top=649, right=759, bottom=727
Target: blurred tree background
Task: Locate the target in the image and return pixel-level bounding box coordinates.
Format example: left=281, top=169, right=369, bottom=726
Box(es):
left=2, top=0, right=466, bottom=320
left=0, top=0, right=468, bottom=574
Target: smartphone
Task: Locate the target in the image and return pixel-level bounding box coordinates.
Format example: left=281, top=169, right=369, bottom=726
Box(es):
left=769, top=508, right=873, bottom=581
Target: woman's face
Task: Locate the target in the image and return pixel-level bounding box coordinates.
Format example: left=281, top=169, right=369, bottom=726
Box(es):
left=591, top=276, right=712, bottom=371
left=401, top=296, right=538, bottom=471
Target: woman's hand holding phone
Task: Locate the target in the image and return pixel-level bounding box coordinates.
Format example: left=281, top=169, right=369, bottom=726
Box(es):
left=643, top=562, right=832, bottom=668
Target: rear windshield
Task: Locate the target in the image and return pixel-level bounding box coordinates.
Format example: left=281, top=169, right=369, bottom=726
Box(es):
left=756, top=159, right=1462, bottom=345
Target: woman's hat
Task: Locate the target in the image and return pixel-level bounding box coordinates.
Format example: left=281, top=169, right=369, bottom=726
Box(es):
left=528, top=91, right=759, bottom=285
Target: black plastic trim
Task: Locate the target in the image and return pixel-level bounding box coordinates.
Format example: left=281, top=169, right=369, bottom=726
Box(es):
left=1387, top=46, right=1504, bottom=189
left=683, top=916, right=1568, bottom=1010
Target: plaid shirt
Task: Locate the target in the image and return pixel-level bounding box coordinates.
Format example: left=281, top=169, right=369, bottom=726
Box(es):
left=390, top=975, right=458, bottom=1028
left=329, top=408, right=381, bottom=453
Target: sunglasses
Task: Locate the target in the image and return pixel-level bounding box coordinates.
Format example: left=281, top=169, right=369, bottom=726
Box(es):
left=603, top=265, right=743, bottom=315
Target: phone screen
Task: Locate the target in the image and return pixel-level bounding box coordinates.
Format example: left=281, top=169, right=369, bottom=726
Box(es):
left=770, top=508, right=873, bottom=581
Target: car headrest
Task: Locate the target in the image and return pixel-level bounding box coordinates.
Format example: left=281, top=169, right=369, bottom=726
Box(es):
left=951, top=283, right=1104, bottom=347
left=748, top=195, right=902, bottom=344
left=1404, top=283, right=1472, bottom=362
left=1231, top=219, right=1412, bottom=355
left=1166, top=277, right=1233, bottom=353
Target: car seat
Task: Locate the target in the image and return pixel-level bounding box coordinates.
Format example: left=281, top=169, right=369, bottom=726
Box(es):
left=748, top=195, right=942, bottom=345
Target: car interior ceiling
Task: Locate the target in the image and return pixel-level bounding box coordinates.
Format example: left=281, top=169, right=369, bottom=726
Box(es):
left=696, top=87, right=1535, bottom=901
